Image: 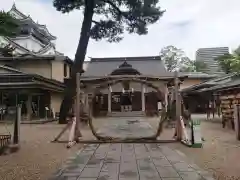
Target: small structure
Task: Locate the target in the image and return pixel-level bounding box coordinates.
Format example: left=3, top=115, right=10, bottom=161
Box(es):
left=181, top=73, right=240, bottom=129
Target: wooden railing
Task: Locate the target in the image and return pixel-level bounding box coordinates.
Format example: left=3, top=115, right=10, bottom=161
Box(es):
left=0, top=135, right=11, bottom=152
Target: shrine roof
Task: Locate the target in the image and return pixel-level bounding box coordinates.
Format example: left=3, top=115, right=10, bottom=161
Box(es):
left=83, top=56, right=173, bottom=77
left=181, top=73, right=237, bottom=94
left=0, top=72, right=65, bottom=92
left=196, top=75, right=240, bottom=93
left=0, top=55, right=73, bottom=65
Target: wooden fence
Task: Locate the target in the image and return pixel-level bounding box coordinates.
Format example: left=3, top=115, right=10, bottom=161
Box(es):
left=0, top=134, right=11, bottom=153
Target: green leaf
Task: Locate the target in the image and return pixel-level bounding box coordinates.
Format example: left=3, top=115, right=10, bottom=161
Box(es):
left=53, top=0, right=165, bottom=42
left=0, top=11, right=19, bottom=37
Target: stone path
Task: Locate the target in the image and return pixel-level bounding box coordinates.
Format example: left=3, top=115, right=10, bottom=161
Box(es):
left=49, top=143, right=215, bottom=180
left=96, top=117, right=155, bottom=138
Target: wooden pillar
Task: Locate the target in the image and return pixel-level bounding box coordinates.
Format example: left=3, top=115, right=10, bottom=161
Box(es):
left=174, top=71, right=182, bottom=141
left=37, top=95, right=40, bottom=118
left=26, top=94, right=32, bottom=121
left=85, top=94, right=89, bottom=113
left=76, top=72, right=80, bottom=124
left=108, top=86, right=111, bottom=113
left=141, top=84, right=145, bottom=112
left=165, top=84, right=168, bottom=111
left=13, top=105, right=21, bottom=144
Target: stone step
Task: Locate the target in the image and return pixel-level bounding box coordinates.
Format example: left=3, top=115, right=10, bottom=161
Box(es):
left=107, top=111, right=144, bottom=117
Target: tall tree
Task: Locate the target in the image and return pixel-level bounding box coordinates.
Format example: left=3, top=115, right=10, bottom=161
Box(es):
left=0, top=11, right=18, bottom=36
left=160, top=45, right=189, bottom=72
left=54, top=0, right=165, bottom=123
left=215, top=48, right=240, bottom=74
left=214, top=53, right=233, bottom=73
left=0, top=11, right=18, bottom=56
left=179, top=59, right=207, bottom=72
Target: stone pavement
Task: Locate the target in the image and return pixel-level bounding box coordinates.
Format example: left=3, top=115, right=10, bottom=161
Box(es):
left=49, top=143, right=215, bottom=180
left=96, top=117, right=155, bottom=138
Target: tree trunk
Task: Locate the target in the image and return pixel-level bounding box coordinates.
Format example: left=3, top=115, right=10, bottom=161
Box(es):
left=58, top=0, right=95, bottom=124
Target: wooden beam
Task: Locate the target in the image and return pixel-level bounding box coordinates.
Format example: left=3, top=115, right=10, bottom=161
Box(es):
left=76, top=73, right=80, bottom=125
left=174, top=71, right=182, bottom=141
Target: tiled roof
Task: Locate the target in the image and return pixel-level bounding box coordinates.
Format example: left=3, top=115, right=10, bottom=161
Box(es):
left=83, top=56, right=173, bottom=77
left=181, top=73, right=237, bottom=93
left=197, top=76, right=240, bottom=92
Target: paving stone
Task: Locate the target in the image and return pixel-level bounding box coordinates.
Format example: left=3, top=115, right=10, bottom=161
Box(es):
left=119, top=178, right=139, bottom=180
left=93, top=153, right=107, bottom=160
left=150, top=153, right=166, bottom=159
left=98, top=171, right=118, bottom=180
left=139, top=170, right=160, bottom=180
left=156, top=166, right=180, bottom=178
left=179, top=171, right=206, bottom=180
left=152, top=158, right=172, bottom=167
left=101, top=163, right=119, bottom=174
left=80, top=168, right=102, bottom=178
left=120, top=163, right=138, bottom=173
left=173, top=162, right=195, bottom=172
left=61, top=172, right=81, bottom=177
left=137, top=159, right=155, bottom=171
left=119, top=170, right=139, bottom=179
left=57, top=177, right=79, bottom=180
left=166, top=155, right=185, bottom=164
left=49, top=117, right=215, bottom=180
left=135, top=153, right=149, bottom=159
left=86, top=156, right=104, bottom=168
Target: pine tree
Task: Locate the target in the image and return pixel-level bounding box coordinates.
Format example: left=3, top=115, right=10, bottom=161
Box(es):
left=0, top=11, right=18, bottom=56
left=0, top=11, right=18, bottom=36
left=53, top=0, right=165, bottom=123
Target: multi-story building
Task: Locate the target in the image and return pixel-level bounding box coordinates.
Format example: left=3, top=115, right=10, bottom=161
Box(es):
left=196, top=47, right=229, bottom=73
left=0, top=4, right=73, bottom=121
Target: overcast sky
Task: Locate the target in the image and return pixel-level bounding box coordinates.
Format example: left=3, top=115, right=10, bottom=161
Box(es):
left=1, top=0, right=240, bottom=60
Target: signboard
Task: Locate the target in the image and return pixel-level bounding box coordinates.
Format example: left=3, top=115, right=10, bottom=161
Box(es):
left=234, top=104, right=240, bottom=140
left=192, top=119, right=202, bottom=148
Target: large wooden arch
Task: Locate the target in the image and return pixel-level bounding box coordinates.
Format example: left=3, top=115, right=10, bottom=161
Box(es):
left=86, top=77, right=168, bottom=141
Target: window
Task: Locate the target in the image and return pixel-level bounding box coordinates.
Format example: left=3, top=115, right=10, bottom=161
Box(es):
left=64, top=63, right=68, bottom=77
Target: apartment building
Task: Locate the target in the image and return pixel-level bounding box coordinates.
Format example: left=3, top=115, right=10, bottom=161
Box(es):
left=196, top=47, right=229, bottom=73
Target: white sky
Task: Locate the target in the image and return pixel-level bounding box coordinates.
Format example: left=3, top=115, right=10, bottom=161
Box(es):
left=1, top=0, right=240, bottom=60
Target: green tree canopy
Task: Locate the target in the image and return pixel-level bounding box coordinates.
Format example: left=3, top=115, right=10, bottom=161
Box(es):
left=160, top=45, right=184, bottom=72
left=215, top=47, right=240, bottom=74
left=179, top=59, right=207, bottom=72
left=0, top=11, right=18, bottom=37
left=160, top=45, right=206, bottom=72
left=53, top=0, right=165, bottom=123
left=0, top=11, right=18, bottom=57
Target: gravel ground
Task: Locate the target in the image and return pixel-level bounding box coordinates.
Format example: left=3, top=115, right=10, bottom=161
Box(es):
left=0, top=117, right=240, bottom=180
left=0, top=122, right=94, bottom=180
left=147, top=116, right=240, bottom=179
left=169, top=121, right=240, bottom=180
